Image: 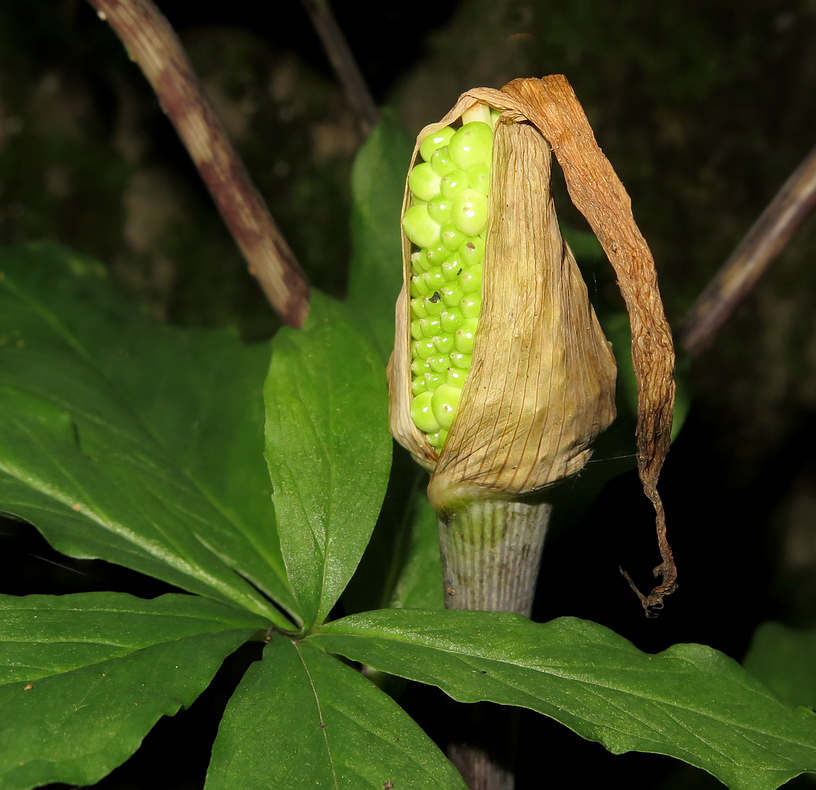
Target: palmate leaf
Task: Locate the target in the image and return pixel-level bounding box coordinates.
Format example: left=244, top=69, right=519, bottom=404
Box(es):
left=264, top=293, right=392, bottom=629
left=0, top=242, right=295, bottom=624
left=205, top=633, right=466, bottom=790
left=310, top=609, right=816, bottom=790
left=0, top=592, right=267, bottom=790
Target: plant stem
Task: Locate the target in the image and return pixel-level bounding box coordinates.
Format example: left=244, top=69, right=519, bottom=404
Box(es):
left=299, top=0, right=378, bottom=138
left=438, top=496, right=552, bottom=616
left=85, top=0, right=311, bottom=328
left=447, top=706, right=517, bottom=790
left=680, top=141, right=816, bottom=357
left=438, top=496, right=552, bottom=789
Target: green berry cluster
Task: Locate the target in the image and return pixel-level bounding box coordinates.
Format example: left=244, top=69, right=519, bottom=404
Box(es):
left=401, top=119, right=494, bottom=450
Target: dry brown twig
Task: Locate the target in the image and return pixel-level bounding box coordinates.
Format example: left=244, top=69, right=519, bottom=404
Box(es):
left=299, top=0, right=378, bottom=138
left=681, top=143, right=816, bottom=357
left=85, top=0, right=311, bottom=328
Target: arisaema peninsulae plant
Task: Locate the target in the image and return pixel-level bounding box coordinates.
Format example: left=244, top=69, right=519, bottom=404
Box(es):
left=388, top=75, right=677, bottom=619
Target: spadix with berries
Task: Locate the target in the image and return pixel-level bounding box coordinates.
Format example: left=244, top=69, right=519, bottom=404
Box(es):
left=401, top=117, right=495, bottom=450
left=389, top=82, right=623, bottom=513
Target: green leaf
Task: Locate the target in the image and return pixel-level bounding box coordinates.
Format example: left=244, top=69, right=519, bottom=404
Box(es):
left=744, top=622, right=816, bottom=711
left=347, top=109, right=413, bottom=360
left=205, top=633, right=466, bottom=790
left=560, top=224, right=605, bottom=262
left=389, top=482, right=444, bottom=610
left=0, top=242, right=295, bottom=624
left=264, top=292, right=392, bottom=628
left=0, top=591, right=262, bottom=790
left=342, top=456, right=441, bottom=615
left=0, top=591, right=268, bottom=684
left=310, top=609, right=816, bottom=790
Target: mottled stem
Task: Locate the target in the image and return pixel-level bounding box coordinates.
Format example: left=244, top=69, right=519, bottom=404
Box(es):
left=85, top=0, right=310, bottom=328
left=439, top=497, right=552, bottom=790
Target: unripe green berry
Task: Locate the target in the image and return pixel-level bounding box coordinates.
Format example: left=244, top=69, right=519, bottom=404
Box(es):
left=420, top=126, right=455, bottom=162
left=411, top=358, right=431, bottom=376
left=433, top=333, right=455, bottom=354
left=410, top=391, right=440, bottom=433
left=424, top=371, right=444, bottom=391
left=454, top=318, right=478, bottom=354
left=411, top=378, right=427, bottom=396
left=439, top=284, right=463, bottom=307
left=430, top=147, right=457, bottom=177
left=413, top=338, right=436, bottom=359
left=411, top=298, right=427, bottom=319
left=422, top=243, right=449, bottom=266
left=461, top=315, right=480, bottom=335
left=467, top=165, right=491, bottom=196
left=410, top=319, right=423, bottom=340
left=423, top=294, right=446, bottom=315
left=452, top=188, right=488, bottom=237
left=445, top=367, right=466, bottom=388
left=450, top=351, right=473, bottom=370
left=448, top=121, right=493, bottom=170
left=402, top=204, right=441, bottom=248
left=459, top=237, right=484, bottom=266
left=460, top=265, right=482, bottom=294
left=441, top=222, right=468, bottom=251
left=410, top=274, right=429, bottom=298
left=419, top=315, right=441, bottom=338
left=440, top=308, right=463, bottom=333
left=428, top=354, right=449, bottom=373
left=427, top=196, right=452, bottom=225
left=427, top=428, right=448, bottom=449
left=432, top=383, right=462, bottom=429
left=461, top=294, right=482, bottom=319
left=440, top=169, right=469, bottom=200
left=441, top=255, right=465, bottom=281
left=409, top=162, right=443, bottom=202
left=422, top=267, right=446, bottom=291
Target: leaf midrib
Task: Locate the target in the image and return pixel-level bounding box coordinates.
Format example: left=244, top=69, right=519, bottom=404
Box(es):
left=1, top=275, right=291, bottom=613
left=312, top=629, right=816, bottom=750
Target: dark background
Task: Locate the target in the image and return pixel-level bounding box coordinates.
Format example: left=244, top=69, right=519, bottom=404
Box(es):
left=1, top=1, right=815, bottom=787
